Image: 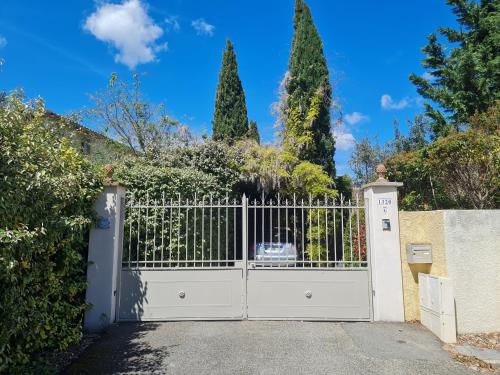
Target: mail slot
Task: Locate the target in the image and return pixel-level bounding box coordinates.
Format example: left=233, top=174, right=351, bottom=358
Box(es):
left=406, top=243, right=432, bottom=264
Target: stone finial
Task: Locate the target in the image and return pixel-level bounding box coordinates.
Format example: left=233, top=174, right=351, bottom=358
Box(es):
left=104, top=164, right=114, bottom=183
left=362, top=163, right=402, bottom=189
left=376, top=164, right=387, bottom=181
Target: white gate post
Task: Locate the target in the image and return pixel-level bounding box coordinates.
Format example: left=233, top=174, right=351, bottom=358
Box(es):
left=84, top=168, right=126, bottom=332
left=363, top=164, right=404, bottom=322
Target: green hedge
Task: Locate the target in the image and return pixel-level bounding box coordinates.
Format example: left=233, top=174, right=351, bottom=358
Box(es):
left=0, top=94, right=102, bottom=373
left=114, top=140, right=243, bottom=202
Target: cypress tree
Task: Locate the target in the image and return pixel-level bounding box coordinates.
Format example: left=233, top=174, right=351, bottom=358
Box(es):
left=247, top=120, right=260, bottom=143
left=212, top=39, right=249, bottom=142
left=284, top=0, right=335, bottom=177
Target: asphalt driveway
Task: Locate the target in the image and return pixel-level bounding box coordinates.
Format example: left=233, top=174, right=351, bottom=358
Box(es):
left=65, top=321, right=475, bottom=375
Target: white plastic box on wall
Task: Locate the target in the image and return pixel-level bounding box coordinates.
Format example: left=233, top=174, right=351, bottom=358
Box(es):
left=418, top=273, right=456, bottom=343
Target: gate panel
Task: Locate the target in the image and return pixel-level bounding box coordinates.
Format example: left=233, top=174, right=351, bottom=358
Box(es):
left=118, top=194, right=245, bottom=321
left=245, top=194, right=372, bottom=321
left=118, top=193, right=372, bottom=321
left=247, top=269, right=370, bottom=320
left=119, top=269, right=244, bottom=321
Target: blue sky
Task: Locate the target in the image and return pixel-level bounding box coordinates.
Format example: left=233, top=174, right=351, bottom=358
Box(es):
left=0, top=0, right=457, bottom=175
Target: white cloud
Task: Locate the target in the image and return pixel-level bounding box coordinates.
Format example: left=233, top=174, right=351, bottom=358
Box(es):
left=84, top=0, right=165, bottom=69
left=191, top=18, right=215, bottom=36
left=333, top=124, right=356, bottom=151
left=380, top=94, right=409, bottom=110
left=165, top=15, right=180, bottom=32
left=344, top=112, right=369, bottom=125
left=0, top=36, right=7, bottom=49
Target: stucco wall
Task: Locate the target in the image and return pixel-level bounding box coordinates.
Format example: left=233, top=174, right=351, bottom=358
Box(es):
left=443, top=210, right=500, bottom=334
left=399, top=211, right=448, bottom=321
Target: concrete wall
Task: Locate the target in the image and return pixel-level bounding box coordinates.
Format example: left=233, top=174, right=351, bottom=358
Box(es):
left=443, top=210, right=500, bottom=334
left=399, top=210, right=500, bottom=334
left=399, top=211, right=448, bottom=321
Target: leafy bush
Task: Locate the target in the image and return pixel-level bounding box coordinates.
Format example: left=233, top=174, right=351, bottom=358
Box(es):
left=162, top=140, right=243, bottom=196
left=0, top=93, right=102, bottom=373
left=385, top=150, right=451, bottom=211
left=386, top=130, right=500, bottom=210
left=427, top=130, right=499, bottom=209
left=114, top=141, right=242, bottom=202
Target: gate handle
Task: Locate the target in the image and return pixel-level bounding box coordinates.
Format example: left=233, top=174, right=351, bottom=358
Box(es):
left=305, top=290, right=312, bottom=299
left=178, top=291, right=186, bottom=299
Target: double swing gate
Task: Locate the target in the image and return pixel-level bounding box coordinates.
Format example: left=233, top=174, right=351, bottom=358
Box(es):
left=118, top=193, right=372, bottom=322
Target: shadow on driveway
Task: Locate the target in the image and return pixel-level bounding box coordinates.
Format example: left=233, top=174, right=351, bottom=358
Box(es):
left=64, top=321, right=476, bottom=375
left=64, top=323, right=174, bottom=374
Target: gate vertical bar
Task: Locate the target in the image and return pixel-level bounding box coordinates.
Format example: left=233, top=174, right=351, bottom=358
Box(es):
left=242, top=194, right=248, bottom=318
left=233, top=200, right=236, bottom=262
left=209, top=195, right=213, bottom=267
left=145, top=193, right=149, bottom=267
left=128, top=194, right=132, bottom=268
left=161, top=193, right=165, bottom=267
left=177, top=194, right=181, bottom=265
left=253, top=199, right=256, bottom=261
left=153, top=199, right=157, bottom=268
left=201, top=197, right=205, bottom=266
left=325, top=195, right=329, bottom=267
left=217, top=198, right=221, bottom=267
left=226, top=194, right=228, bottom=266
left=169, top=198, right=173, bottom=266
left=136, top=199, right=141, bottom=268
left=261, top=193, right=264, bottom=255
left=194, top=194, right=197, bottom=266
left=293, top=194, right=297, bottom=268
left=317, top=199, right=320, bottom=264
left=185, top=198, right=189, bottom=267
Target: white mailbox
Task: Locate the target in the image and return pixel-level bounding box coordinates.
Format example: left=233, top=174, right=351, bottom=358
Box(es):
left=406, top=243, right=432, bottom=264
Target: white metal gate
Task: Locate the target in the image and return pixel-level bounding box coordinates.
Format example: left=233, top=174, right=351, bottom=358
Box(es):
left=117, top=193, right=372, bottom=321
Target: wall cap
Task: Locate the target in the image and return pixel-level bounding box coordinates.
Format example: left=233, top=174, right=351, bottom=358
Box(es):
left=362, top=180, right=403, bottom=190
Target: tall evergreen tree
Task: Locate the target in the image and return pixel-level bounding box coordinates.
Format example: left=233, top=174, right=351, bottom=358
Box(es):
left=283, top=0, right=335, bottom=177
left=212, top=39, right=249, bottom=142
left=247, top=120, right=260, bottom=143
left=409, top=0, right=499, bottom=139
